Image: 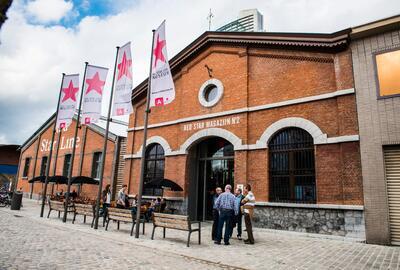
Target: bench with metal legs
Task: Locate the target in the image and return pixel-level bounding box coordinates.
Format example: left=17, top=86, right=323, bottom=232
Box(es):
left=151, top=213, right=201, bottom=247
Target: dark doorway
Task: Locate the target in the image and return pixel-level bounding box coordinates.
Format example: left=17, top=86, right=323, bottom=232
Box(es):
left=191, top=137, right=234, bottom=221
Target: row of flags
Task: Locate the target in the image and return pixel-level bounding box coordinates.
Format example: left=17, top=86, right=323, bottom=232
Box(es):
left=55, top=21, right=175, bottom=130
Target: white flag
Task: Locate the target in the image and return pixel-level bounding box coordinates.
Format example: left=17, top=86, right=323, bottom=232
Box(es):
left=81, top=65, right=108, bottom=125
left=113, top=42, right=133, bottom=116
left=150, top=21, right=175, bottom=107
left=56, top=74, right=79, bottom=129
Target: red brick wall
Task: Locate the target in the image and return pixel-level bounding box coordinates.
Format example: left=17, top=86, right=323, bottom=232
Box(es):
left=125, top=44, right=363, bottom=206
left=315, top=142, right=363, bottom=204
left=17, top=118, right=118, bottom=199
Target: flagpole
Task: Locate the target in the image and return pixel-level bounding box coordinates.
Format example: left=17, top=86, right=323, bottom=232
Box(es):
left=63, top=62, right=88, bottom=223
left=40, top=73, right=65, bottom=218
left=51, top=128, right=62, bottom=195
left=94, top=46, right=120, bottom=229
left=135, top=29, right=156, bottom=238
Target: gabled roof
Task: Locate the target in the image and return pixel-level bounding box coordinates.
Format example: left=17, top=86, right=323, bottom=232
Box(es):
left=131, top=29, right=351, bottom=101
left=131, top=14, right=400, bottom=103
left=20, top=113, right=127, bottom=151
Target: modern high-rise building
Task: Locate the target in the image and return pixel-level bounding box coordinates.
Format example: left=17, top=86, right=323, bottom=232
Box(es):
left=217, top=9, right=264, bottom=32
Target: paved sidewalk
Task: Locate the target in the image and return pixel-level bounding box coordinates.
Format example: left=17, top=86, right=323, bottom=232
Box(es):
left=1, top=199, right=400, bottom=270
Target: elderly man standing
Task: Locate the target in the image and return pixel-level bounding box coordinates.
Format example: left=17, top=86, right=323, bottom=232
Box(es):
left=212, top=187, right=222, bottom=241
left=214, top=184, right=238, bottom=245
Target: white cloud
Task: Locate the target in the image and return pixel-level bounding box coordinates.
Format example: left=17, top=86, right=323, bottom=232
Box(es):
left=26, top=0, right=73, bottom=23
left=0, top=0, right=399, bottom=145
left=0, top=134, right=9, bottom=144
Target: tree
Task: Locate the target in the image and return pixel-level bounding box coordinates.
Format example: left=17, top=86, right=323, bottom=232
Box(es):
left=0, top=0, right=12, bottom=29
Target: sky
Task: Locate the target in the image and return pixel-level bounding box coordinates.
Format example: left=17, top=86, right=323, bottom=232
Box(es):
left=0, top=0, right=399, bottom=145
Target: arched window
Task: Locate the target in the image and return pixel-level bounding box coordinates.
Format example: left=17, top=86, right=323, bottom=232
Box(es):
left=269, top=127, right=316, bottom=203
left=144, top=143, right=165, bottom=196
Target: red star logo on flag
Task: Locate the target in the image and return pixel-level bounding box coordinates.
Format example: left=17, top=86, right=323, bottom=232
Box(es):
left=61, top=80, right=79, bottom=102
left=117, top=108, right=124, bottom=115
left=117, top=51, right=132, bottom=80
left=85, top=72, right=105, bottom=95
left=155, top=97, right=164, bottom=106
left=153, top=34, right=166, bottom=68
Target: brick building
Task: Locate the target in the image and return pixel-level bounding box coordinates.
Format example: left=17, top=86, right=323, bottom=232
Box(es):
left=16, top=114, right=127, bottom=200
left=124, top=29, right=365, bottom=239
left=0, top=144, right=20, bottom=190
left=350, top=15, right=400, bottom=245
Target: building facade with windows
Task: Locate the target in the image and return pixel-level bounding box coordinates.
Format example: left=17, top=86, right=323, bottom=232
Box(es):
left=0, top=144, right=20, bottom=190
left=350, top=15, right=400, bottom=245
left=124, top=29, right=365, bottom=239
left=16, top=114, right=127, bottom=200
left=216, top=9, right=264, bottom=32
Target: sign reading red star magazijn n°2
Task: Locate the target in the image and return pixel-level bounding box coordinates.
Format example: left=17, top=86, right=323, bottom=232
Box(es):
left=113, top=42, right=133, bottom=116
left=56, top=74, right=79, bottom=130
left=81, top=65, right=109, bottom=125
left=150, top=21, right=175, bottom=107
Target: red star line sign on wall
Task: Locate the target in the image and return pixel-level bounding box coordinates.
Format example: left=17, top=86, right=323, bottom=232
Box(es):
left=56, top=74, right=79, bottom=129
left=81, top=65, right=109, bottom=124
left=113, top=42, right=133, bottom=116
left=150, top=21, right=175, bottom=107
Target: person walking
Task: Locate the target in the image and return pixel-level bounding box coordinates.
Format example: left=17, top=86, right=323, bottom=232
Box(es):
left=102, top=184, right=111, bottom=215
left=116, top=184, right=128, bottom=209
left=212, top=187, right=222, bottom=241
left=242, top=184, right=256, bottom=244
left=234, top=188, right=245, bottom=240
left=214, top=185, right=238, bottom=245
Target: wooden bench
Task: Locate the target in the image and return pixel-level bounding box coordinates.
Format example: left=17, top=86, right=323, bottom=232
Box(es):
left=73, top=203, right=95, bottom=227
left=151, top=213, right=201, bottom=247
left=47, top=200, right=75, bottom=219
left=105, top=208, right=145, bottom=236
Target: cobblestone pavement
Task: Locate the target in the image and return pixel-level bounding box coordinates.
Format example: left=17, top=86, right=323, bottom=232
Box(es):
left=1, top=199, right=400, bottom=270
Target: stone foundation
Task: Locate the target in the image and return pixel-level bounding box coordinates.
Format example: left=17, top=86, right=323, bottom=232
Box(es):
left=253, top=204, right=365, bottom=240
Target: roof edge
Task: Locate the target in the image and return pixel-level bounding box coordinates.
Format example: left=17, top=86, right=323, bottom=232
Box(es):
left=351, top=14, right=400, bottom=39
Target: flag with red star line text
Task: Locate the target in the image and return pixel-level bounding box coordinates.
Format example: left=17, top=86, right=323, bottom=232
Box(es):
left=150, top=21, right=175, bottom=107
left=113, top=42, right=133, bottom=116
left=81, top=65, right=109, bottom=125
left=56, top=74, right=79, bottom=130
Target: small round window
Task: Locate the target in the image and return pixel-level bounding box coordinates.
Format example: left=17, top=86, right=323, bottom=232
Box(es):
left=198, top=79, right=223, bottom=107
left=204, top=85, right=218, bottom=102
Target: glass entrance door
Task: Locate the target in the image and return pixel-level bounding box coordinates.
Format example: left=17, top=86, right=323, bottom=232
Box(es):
left=196, top=138, right=234, bottom=221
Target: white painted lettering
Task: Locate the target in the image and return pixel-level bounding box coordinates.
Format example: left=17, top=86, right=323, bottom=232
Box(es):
left=183, top=116, right=241, bottom=132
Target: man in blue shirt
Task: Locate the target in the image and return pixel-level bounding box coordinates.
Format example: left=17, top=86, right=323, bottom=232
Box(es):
left=214, top=184, right=238, bottom=245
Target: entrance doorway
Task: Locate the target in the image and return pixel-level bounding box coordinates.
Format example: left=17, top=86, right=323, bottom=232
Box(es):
left=189, top=137, right=234, bottom=221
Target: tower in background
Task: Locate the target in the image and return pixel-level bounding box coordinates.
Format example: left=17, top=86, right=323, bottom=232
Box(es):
left=216, top=9, right=264, bottom=32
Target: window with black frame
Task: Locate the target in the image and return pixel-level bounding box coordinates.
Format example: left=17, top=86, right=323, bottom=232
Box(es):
left=40, top=156, right=48, bottom=176
left=63, top=154, right=72, bottom=177
left=143, top=143, right=165, bottom=196
left=23, top=157, right=31, bottom=178
left=269, top=127, right=316, bottom=203
left=91, top=152, right=102, bottom=179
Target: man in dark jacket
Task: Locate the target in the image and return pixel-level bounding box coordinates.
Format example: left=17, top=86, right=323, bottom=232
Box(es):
left=211, top=187, right=222, bottom=240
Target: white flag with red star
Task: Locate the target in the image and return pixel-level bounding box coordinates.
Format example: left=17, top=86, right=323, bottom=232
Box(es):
left=150, top=21, right=175, bottom=107
left=113, top=42, right=133, bottom=116
left=56, top=74, right=79, bottom=130
left=81, top=65, right=109, bottom=125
